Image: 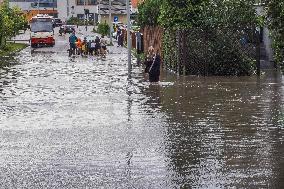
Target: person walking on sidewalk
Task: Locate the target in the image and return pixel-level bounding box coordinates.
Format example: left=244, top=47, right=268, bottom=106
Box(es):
left=148, top=50, right=161, bottom=82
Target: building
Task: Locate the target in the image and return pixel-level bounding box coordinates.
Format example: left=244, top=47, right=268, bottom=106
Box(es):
left=9, top=0, right=131, bottom=24
left=9, top=0, right=58, bottom=20
left=98, top=0, right=131, bottom=24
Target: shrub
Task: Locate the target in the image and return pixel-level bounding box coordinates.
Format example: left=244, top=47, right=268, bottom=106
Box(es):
left=67, top=17, right=84, bottom=25
left=97, top=23, right=110, bottom=36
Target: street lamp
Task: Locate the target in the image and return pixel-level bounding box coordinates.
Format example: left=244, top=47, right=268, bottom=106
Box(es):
left=98, top=0, right=101, bottom=24
left=126, top=0, right=131, bottom=73
left=109, top=0, right=113, bottom=45
left=84, top=0, right=87, bottom=31
left=37, top=0, right=40, bottom=14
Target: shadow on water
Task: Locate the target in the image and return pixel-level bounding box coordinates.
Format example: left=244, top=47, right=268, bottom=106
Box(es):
left=142, top=70, right=284, bottom=188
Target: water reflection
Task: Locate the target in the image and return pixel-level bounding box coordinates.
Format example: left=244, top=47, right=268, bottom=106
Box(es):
left=142, top=71, right=284, bottom=188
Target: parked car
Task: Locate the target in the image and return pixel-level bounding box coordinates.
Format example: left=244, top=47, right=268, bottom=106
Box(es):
left=53, top=18, right=63, bottom=27
left=59, top=25, right=75, bottom=35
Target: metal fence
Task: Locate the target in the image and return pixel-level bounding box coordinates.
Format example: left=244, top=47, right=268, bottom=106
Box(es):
left=163, top=27, right=260, bottom=76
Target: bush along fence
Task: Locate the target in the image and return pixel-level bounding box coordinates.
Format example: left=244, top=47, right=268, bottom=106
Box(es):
left=136, top=26, right=260, bottom=76
left=163, top=27, right=259, bottom=76
left=136, top=0, right=263, bottom=76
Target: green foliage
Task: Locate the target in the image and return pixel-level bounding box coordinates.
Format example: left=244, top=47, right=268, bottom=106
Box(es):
left=199, top=0, right=257, bottom=29
left=67, top=17, right=95, bottom=26
left=159, top=0, right=208, bottom=29
left=0, top=0, right=26, bottom=48
left=139, top=0, right=259, bottom=76
left=163, top=28, right=256, bottom=76
left=97, top=23, right=110, bottom=36
left=206, top=30, right=256, bottom=76
left=162, top=30, right=178, bottom=72
left=267, top=0, right=284, bottom=71
left=67, top=17, right=81, bottom=25
left=137, top=0, right=161, bottom=28
left=0, top=42, right=27, bottom=57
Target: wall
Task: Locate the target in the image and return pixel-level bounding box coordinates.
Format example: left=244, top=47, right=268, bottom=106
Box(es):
left=57, top=0, right=68, bottom=21
left=69, top=0, right=98, bottom=20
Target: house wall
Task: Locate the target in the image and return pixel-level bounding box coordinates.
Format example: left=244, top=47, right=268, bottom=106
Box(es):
left=68, top=0, right=98, bottom=21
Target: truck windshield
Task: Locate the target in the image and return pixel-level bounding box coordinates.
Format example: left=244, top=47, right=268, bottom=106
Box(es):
left=31, top=21, right=53, bottom=32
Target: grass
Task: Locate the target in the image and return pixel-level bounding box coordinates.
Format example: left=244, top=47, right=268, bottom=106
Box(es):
left=0, top=43, right=28, bottom=57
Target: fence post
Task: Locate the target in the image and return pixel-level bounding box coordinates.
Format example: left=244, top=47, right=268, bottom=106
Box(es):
left=256, top=30, right=261, bottom=76
left=176, top=30, right=180, bottom=75
left=181, top=29, right=186, bottom=76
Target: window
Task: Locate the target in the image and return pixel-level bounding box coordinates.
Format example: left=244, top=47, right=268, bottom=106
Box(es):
left=88, top=0, right=96, bottom=5
left=76, top=0, right=97, bottom=5
left=76, top=0, right=84, bottom=5
left=77, top=14, right=85, bottom=20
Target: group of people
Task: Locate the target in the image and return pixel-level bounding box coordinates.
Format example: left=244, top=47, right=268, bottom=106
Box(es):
left=144, top=46, right=161, bottom=82
left=68, top=30, right=161, bottom=82
left=69, top=31, right=107, bottom=58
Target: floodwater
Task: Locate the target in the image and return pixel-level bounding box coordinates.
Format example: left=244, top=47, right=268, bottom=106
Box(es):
left=0, top=48, right=283, bottom=188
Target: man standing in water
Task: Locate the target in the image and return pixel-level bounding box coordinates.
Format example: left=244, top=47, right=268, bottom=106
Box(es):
left=69, top=31, right=77, bottom=55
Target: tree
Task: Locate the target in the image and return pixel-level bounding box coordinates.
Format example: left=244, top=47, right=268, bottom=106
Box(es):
left=0, top=0, right=26, bottom=48
left=200, top=0, right=258, bottom=29
left=158, top=0, right=208, bottom=29
left=137, top=0, right=162, bottom=28
left=267, top=0, right=284, bottom=70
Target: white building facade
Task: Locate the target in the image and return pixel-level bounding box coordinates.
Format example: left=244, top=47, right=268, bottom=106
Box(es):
left=9, top=0, right=130, bottom=24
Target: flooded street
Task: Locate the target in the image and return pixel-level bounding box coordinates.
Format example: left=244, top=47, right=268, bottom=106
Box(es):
left=0, top=44, right=283, bottom=188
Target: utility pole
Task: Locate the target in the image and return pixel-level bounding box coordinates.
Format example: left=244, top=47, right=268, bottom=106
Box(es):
left=52, top=0, right=55, bottom=17
left=67, top=0, right=70, bottom=18
left=37, top=0, right=40, bottom=14
left=256, top=30, right=261, bottom=76
left=109, top=0, right=113, bottom=44
left=84, top=0, right=87, bottom=31
left=98, top=0, right=101, bottom=25
left=126, top=0, right=131, bottom=73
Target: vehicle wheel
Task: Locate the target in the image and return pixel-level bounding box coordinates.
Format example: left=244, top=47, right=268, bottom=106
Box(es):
left=31, top=44, right=36, bottom=48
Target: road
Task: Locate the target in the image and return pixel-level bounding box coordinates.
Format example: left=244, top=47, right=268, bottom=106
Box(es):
left=1, top=26, right=284, bottom=188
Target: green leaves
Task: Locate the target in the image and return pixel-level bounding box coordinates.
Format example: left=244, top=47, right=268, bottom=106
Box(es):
left=141, top=0, right=258, bottom=30
left=267, top=0, right=284, bottom=70
left=97, top=23, right=110, bottom=36
left=0, top=0, right=26, bottom=48
left=137, top=0, right=162, bottom=27
left=158, top=0, right=207, bottom=29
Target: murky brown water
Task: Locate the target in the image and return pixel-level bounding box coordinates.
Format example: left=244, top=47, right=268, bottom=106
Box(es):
left=0, top=48, right=283, bottom=188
